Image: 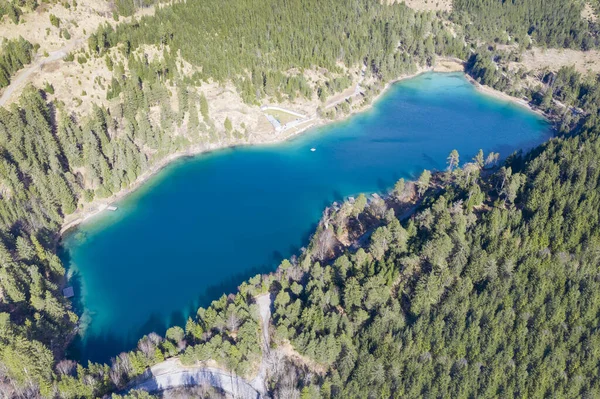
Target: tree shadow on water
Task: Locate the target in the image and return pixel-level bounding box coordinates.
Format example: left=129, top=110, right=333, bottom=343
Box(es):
left=67, top=330, right=126, bottom=364
left=69, top=312, right=174, bottom=364
left=421, top=152, right=439, bottom=169
left=62, top=220, right=319, bottom=364
left=376, top=177, right=391, bottom=193
left=70, top=260, right=281, bottom=364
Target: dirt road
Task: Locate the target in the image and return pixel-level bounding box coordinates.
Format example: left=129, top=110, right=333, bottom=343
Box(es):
left=0, top=38, right=84, bottom=107
left=129, top=294, right=272, bottom=398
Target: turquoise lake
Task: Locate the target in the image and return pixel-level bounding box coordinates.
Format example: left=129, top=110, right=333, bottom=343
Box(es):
left=62, top=72, right=551, bottom=362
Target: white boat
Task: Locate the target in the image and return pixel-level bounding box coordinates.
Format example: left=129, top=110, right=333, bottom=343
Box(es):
left=106, top=206, right=118, bottom=211
left=310, top=148, right=316, bottom=152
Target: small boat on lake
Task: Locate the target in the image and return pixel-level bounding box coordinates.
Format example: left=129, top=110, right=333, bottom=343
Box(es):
left=310, top=148, right=316, bottom=152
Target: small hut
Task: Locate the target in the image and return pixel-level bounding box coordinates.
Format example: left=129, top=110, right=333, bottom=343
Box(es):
left=63, top=286, right=74, bottom=298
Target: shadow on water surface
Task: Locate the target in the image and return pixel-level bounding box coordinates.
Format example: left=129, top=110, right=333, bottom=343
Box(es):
left=421, top=152, right=439, bottom=169
left=62, top=73, right=553, bottom=364
left=69, top=183, right=392, bottom=362
left=66, top=256, right=276, bottom=363
left=57, top=246, right=85, bottom=317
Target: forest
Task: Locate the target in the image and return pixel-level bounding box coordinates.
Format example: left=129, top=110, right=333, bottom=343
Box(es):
left=453, top=0, right=599, bottom=49
left=0, top=0, right=599, bottom=397
left=266, top=125, right=600, bottom=397
left=0, top=37, right=34, bottom=88
left=90, top=0, right=465, bottom=104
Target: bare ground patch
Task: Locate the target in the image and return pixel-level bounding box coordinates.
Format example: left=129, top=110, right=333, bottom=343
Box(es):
left=277, top=340, right=327, bottom=375
left=0, top=1, right=155, bottom=108
left=433, top=58, right=464, bottom=72
left=582, top=2, right=598, bottom=22
left=0, top=0, right=111, bottom=53
left=511, top=48, right=600, bottom=75
left=387, top=0, right=452, bottom=12
left=202, top=81, right=273, bottom=138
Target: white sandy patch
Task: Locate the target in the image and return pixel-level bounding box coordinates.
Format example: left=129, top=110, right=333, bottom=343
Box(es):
left=387, top=0, right=452, bottom=12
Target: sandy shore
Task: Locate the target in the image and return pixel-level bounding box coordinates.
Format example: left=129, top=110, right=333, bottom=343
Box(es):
left=59, top=58, right=543, bottom=236
left=464, top=74, right=549, bottom=120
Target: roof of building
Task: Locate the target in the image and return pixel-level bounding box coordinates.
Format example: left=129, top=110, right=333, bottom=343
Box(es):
left=63, top=286, right=74, bottom=298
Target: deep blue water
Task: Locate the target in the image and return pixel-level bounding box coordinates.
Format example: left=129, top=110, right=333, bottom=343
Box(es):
left=62, top=73, right=551, bottom=363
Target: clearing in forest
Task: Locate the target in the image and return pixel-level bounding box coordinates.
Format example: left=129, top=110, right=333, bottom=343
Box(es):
left=388, top=0, right=452, bottom=12
left=513, top=48, right=600, bottom=75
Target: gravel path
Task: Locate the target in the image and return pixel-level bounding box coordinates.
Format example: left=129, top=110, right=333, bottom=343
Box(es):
left=129, top=294, right=273, bottom=398
left=0, top=39, right=84, bottom=107
left=132, top=358, right=261, bottom=398
left=250, top=293, right=271, bottom=394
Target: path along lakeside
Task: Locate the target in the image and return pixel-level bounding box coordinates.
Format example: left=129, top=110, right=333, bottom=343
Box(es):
left=59, top=58, right=546, bottom=237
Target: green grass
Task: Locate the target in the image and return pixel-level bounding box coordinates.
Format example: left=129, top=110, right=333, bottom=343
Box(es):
left=266, top=109, right=301, bottom=124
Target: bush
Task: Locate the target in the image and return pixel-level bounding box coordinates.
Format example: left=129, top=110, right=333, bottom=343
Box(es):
left=49, top=14, right=60, bottom=28
left=43, top=82, right=54, bottom=94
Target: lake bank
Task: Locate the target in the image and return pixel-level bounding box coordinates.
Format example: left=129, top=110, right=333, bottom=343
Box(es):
left=465, top=75, right=550, bottom=120
left=61, top=72, right=551, bottom=363
left=59, top=60, right=468, bottom=236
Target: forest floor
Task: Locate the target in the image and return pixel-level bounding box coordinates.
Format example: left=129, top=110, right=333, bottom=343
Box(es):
left=0, top=39, right=83, bottom=107
left=582, top=2, right=598, bottom=22
left=0, top=0, right=113, bottom=54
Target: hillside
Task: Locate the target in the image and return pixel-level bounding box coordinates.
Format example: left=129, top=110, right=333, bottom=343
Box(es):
left=0, top=0, right=599, bottom=397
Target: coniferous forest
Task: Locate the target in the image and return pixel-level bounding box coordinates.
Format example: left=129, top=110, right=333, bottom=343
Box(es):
left=0, top=37, right=34, bottom=88
left=0, top=0, right=600, bottom=397
left=453, top=0, right=599, bottom=49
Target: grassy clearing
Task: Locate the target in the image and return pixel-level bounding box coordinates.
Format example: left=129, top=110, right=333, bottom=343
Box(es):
left=266, top=109, right=302, bottom=124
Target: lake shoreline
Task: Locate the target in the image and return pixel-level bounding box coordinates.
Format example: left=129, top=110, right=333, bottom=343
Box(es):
left=58, top=59, right=545, bottom=237
left=465, top=75, right=549, bottom=120
left=62, top=71, right=552, bottom=363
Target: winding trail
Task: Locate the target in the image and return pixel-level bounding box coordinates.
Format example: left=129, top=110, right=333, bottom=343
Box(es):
left=250, top=293, right=271, bottom=394
left=325, top=64, right=366, bottom=110
left=131, top=359, right=262, bottom=398
left=0, top=38, right=84, bottom=107
left=0, top=5, right=156, bottom=107
left=128, top=294, right=272, bottom=398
